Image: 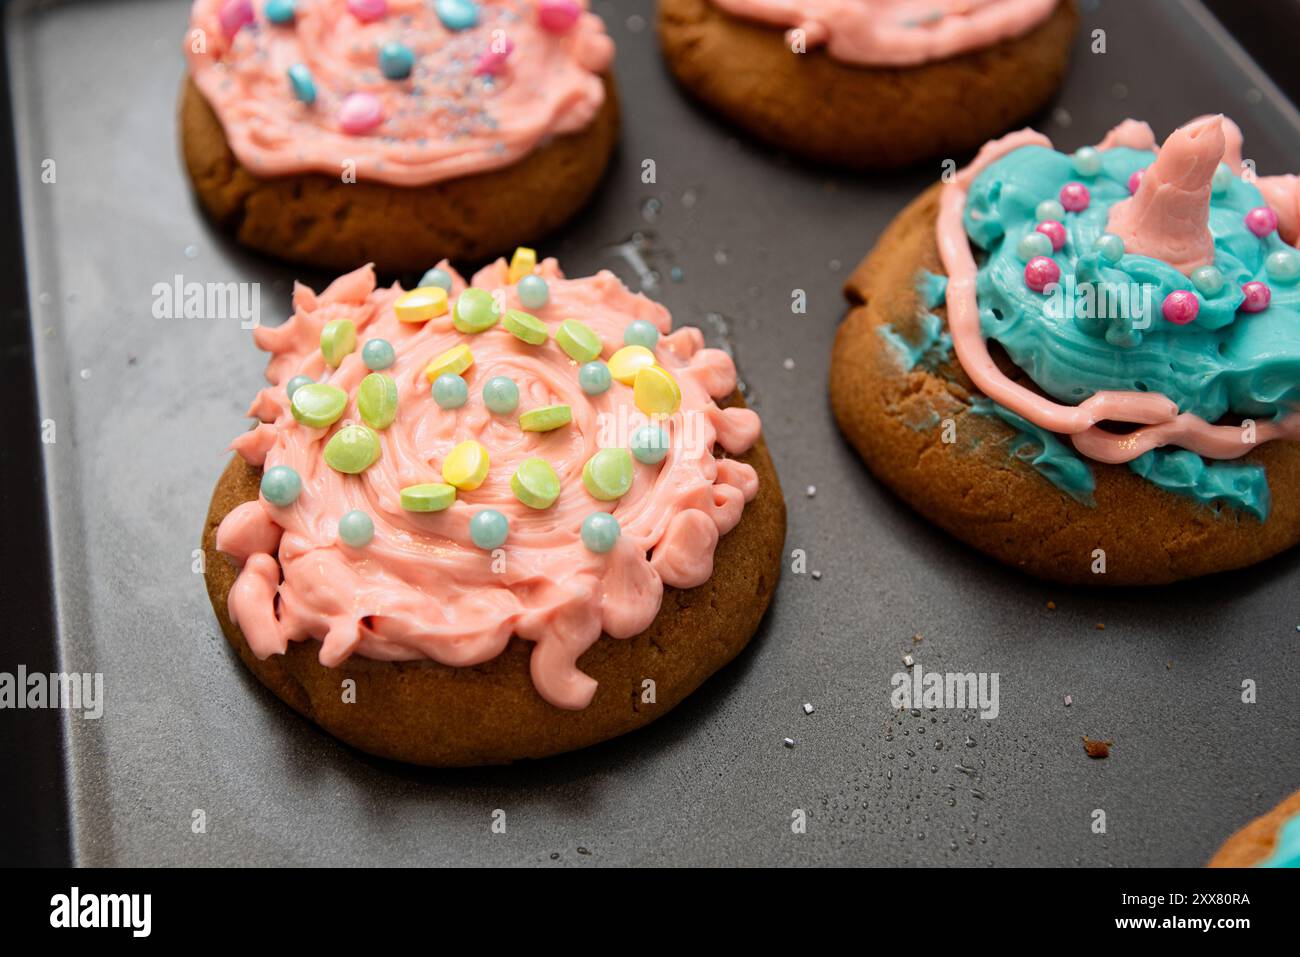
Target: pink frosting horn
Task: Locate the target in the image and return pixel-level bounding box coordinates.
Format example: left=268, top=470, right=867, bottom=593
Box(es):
left=1105, top=115, right=1225, bottom=275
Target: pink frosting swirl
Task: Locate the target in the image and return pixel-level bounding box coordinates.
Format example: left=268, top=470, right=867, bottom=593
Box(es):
left=215, top=259, right=762, bottom=710
left=185, top=0, right=614, bottom=186
left=710, top=0, right=1057, bottom=66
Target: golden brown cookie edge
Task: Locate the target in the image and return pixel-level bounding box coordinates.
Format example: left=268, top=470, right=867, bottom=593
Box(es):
left=1209, top=788, right=1300, bottom=867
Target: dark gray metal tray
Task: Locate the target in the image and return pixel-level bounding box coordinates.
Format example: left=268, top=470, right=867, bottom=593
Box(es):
left=8, top=0, right=1300, bottom=866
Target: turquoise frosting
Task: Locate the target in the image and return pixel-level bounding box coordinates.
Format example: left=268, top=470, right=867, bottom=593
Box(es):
left=971, top=397, right=1096, bottom=504
left=961, top=143, right=1300, bottom=517
left=879, top=272, right=953, bottom=371
left=1259, top=811, right=1300, bottom=868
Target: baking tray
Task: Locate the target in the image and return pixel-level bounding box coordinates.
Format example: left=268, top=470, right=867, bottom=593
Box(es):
left=7, top=0, right=1300, bottom=866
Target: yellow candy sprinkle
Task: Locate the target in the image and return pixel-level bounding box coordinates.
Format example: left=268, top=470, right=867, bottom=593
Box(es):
left=608, top=345, right=656, bottom=385
left=442, top=439, right=490, bottom=491
left=395, top=286, right=449, bottom=324
left=424, top=344, right=473, bottom=382
left=633, top=365, right=682, bottom=416
left=508, top=247, right=537, bottom=284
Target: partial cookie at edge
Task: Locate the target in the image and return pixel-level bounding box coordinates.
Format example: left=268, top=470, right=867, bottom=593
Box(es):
left=1209, top=789, right=1300, bottom=867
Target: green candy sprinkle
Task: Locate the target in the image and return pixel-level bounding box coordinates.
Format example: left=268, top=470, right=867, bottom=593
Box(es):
left=290, top=383, right=348, bottom=428
left=503, top=309, right=549, bottom=345
left=399, top=482, right=456, bottom=512
left=511, top=457, right=561, bottom=509
left=320, top=318, right=357, bottom=368
left=357, top=373, right=399, bottom=430
left=452, top=288, right=500, bottom=333
left=519, top=404, right=572, bottom=432
left=323, top=424, right=380, bottom=474
left=556, top=319, right=602, bottom=363
left=582, top=448, right=633, bottom=501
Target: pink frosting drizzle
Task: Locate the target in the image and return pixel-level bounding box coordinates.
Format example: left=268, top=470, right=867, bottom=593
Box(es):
left=710, top=0, right=1057, bottom=66
left=936, top=118, right=1300, bottom=467
left=215, top=259, right=762, bottom=710
left=185, top=0, right=614, bottom=186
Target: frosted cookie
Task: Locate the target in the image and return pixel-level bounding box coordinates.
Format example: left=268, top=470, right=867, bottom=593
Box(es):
left=181, top=1, right=619, bottom=272
left=657, top=0, right=1077, bottom=169
left=1210, top=789, right=1300, bottom=867
left=830, top=116, right=1300, bottom=584
left=203, top=250, right=785, bottom=765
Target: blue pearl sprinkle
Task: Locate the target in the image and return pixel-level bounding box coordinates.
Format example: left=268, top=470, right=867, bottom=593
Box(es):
left=1094, top=233, right=1125, bottom=264
left=1071, top=146, right=1102, bottom=177
left=482, top=375, right=519, bottom=414
left=1017, top=232, right=1053, bottom=263
left=379, top=42, right=415, bottom=81
left=1035, top=199, right=1065, bottom=222
left=264, top=0, right=296, bottom=24
left=631, top=426, right=669, bottom=465
left=433, top=373, right=469, bottom=409
left=578, top=361, right=612, bottom=395
left=623, top=320, right=660, bottom=350
left=517, top=274, right=549, bottom=310
left=1211, top=163, right=1234, bottom=196
left=338, top=509, right=374, bottom=547
left=286, top=374, right=313, bottom=399
left=435, top=0, right=479, bottom=31
left=419, top=267, right=453, bottom=292
left=287, top=64, right=316, bottom=105
left=260, top=466, right=302, bottom=506
left=1265, top=249, right=1300, bottom=285
left=1190, top=265, right=1225, bottom=297
left=362, top=338, right=395, bottom=370
left=470, top=509, right=509, bottom=550
left=581, top=512, right=621, bottom=554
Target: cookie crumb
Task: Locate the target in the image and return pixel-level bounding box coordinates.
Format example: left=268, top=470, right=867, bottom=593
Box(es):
left=1082, top=736, right=1112, bottom=759
left=912, top=633, right=923, bottom=643
left=1046, top=600, right=1056, bottom=610
left=1095, top=622, right=1106, bottom=631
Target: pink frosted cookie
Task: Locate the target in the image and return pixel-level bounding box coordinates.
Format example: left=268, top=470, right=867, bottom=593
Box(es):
left=181, top=0, right=620, bottom=272
left=203, top=250, right=785, bottom=765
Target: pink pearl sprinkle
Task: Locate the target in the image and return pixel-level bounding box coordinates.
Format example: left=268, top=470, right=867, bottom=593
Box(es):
left=474, top=38, right=516, bottom=76
left=346, top=0, right=387, bottom=23
left=339, top=93, right=384, bottom=135
left=1024, top=256, right=1061, bottom=293
left=1241, top=281, right=1272, bottom=313
left=1161, top=290, right=1199, bottom=326
left=1036, top=220, right=1067, bottom=252
left=1244, top=206, right=1279, bottom=238
left=1127, top=167, right=1145, bottom=195
left=218, top=0, right=254, bottom=38
left=539, top=0, right=581, bottom=33
left=1059, top=182, right=1090, bottom=213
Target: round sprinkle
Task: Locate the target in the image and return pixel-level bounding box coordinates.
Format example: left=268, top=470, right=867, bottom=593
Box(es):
left=1211, top=162, right=1234, bottom=195
left=1241, top=281, right=1272, bottom=314
left=482, top=376, right=519, bottom=414
left=583, top=448, right=634, bottom=501
left=469, top=509, right=509, bottom=550
left=631, top=426, right=669, bottom=465
left=286, top=374, right=313, bottom=399
left=424, top=344, right=473, bottom=383
left=1127, top=168, right=1145, bottom=195
left=1035, top=199, right=1065, bottom=222
left=538, top=0, right=581, bottom=33
left=264, top=0, right=296, bottom=24
left=1265, top=248, right=1300, bottom=284
left=1190, top=265, right=1225, bottom=297
left=518, top=275, right=549, bottom=310
left=346, top=0, right=387, bottom=22
left=1035, top=220, right=1067, bottom=252
left=394, top=286, right=448, bottom=323
left=633, top=365, right=681, bottom=416
left=1059, top=182, right=1090, bottom=213
left=580, top=512, right=621, bottom=553
left=442, top=439, right=490, bottom=491
left=1071, top=146, right=1102, bottom=177
left=519, top=404, right=572, bottom=432
left=508, top=247, right=537, bottom=283
left=578, top=360, right=612, bottom=395
left=623, top=319, right=660, bottom=350
left=400, top=483, right=456, bottom=512
left=338, top=509, right=374, bottom=547
left=357, top=372, right=398, bottom=430
left=287, top=64, right=316, bottom=104
left=556, top=318, right=602, bottom=363
left=378, top=41, right=415, bottom=81
left=219, top=0, right=254, bottom=38
left=432, top=373, right=469, bottom=410
left=1094, top=233, right=1125, bottom=264
left=1245, top=206, right=1280, bottom=238
left=435, top=0, right=479, bottom=32
left=1161, top=290, right=1199, bottom=326
left=608, top=345, right=656, bottom=385
left=453, top=288, right=500, bottom=333
left=475, top=40, right=515, bottom=76
left=1017, top=231, right=1053, bottom=262
left=291, top=382, right=348, bottom=428
left=511, top=458, right=561, bottom=510
left=503, top=309, right=549, bottom=345
left=362, top=338, right=395, bottom=370
left=260, top=465, right=301, bottom=506
left=320, top=318, right=356, bottom=367
left=338, top=92, right=383, bottom=135
left=324, top=424, right=381, bottom=474
left=419, top=267, right=453, bottom=292
left=1023, top=256, right=1061, bottom=293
